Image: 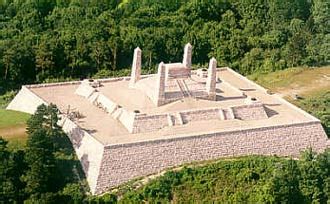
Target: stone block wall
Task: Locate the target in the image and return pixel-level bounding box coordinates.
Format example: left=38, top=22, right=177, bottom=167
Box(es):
left=94, top=121, right=328, bottom=194
left=232, top=103, right=269, bottom=120
left=132, top=114, right=169, bottom=133
left=115, top=103, right=269, bottom=134
left=60, top=117, right=104, bottom=195
left=165, top=64, right=191, bottom=80
left=180, top=108, right=220, bottom=124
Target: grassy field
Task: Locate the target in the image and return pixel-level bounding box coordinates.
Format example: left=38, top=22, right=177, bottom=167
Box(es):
left=0, top=109, right=30, bottom=149
left=249, top=66, right=330, bottom=137
left=249, top=66, right=330, bottom=96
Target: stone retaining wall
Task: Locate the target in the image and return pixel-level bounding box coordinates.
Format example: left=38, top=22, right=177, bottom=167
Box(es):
left=232, top=103, right=269, bottom=120
left=180, top=108, right=220, bottom=124
left=132, top=114, right=169, bottom=133
left=60, top=117, right=104, bottom=195
left=94, top=121, right=328, bottom=194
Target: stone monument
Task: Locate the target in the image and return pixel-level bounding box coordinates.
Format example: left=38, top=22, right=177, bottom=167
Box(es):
left=129, top=47, right=142, bottom=87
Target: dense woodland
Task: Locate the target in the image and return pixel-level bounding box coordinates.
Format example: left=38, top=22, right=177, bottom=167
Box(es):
left=0, top=104, right=329, bottom=203
left=0, top=0, right=329, bottom=93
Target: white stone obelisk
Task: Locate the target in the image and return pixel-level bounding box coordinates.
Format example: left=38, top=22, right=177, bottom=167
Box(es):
left=182, top=43, right=192, bottom=69
left=129, top=47, right=142, bottom=87
left=154, top=62, right=166, bottom=106
left=206, top=57, right=217, bottom=100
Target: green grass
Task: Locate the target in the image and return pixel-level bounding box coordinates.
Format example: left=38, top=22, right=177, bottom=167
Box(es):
left=249, top=66, right=330, bottom=92
left=290, top=90, right=330, bottom=137
left=0, top=109, right=30, bottom=149
left=0, top=109, right=30, bottom=129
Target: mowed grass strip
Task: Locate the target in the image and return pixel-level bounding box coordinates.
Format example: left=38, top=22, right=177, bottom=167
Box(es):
left=0, top=109, right=30, bottom=146
left=0, top=109, right=30, bottom=128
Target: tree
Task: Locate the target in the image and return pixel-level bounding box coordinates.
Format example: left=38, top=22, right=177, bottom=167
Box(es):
left=299, top=149, right=330, bottom=203
left=22, top=129, right=57, bottom=195
left=27, top=103, right=61, bottom=136
left=268, top=159, right=304, bottom=203
left=35, top=35, right=56, bottom=82
left=23, top=104, right=64, bottom=197
left=0, top=137, right=26, bottom=203
left=0, top=137, right=15, bottom=203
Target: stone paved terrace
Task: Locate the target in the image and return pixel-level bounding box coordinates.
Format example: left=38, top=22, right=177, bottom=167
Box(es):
left=29, top=67, right=317, bottom=146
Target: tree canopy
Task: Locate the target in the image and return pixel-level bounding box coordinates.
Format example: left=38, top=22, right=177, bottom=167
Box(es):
left=0, top=0, right=329, bottom=93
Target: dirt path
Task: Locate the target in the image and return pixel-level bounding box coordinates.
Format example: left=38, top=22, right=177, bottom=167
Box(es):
left=0, top=125, right=27, bottom=139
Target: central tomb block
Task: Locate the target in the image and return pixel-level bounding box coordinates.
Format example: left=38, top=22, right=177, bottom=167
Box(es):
left=72, top=43, right=270, bottom=134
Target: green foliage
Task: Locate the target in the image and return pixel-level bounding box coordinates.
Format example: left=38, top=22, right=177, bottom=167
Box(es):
left=61, top=183, right=85, bottom=203
left=26, top=103, right=61, bottom=136
left=296, top=90, right=330, bottom=137
left=1, top=104, right=87, bottom=202
left=0, top=137, right=26, bottom=203
left=0, top=0, right=328, bottom=92
left=267, top=159, right=304, bottom=203
left=0, top=90, right=16, bottom=108
left=22, top=129, right=57, bottom=195
left=115, top=152, right=330, bottom=203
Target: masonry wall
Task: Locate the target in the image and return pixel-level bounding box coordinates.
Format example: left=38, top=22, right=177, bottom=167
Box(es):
left=132, top=114, right=169, bottom=133
left=94, top=121, right=328, bottom=194
left=232, top=103, right=269, bottom=120
left=180, top=108, right=220, bottom=123
left=60, top=117, right=104, bottom=195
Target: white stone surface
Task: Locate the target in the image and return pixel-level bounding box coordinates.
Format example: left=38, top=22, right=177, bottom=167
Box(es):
left=183, top=43, right=192, bottom=69
left=154, top=62, right=166, bottom=106
left=60, top=117, right=104, bottom=195
left=75, top=83, right=96, bottom=98
left=129, top=47, right=142, bottom=87
left=95, top=121, right=329, bottom=194
left=6, top=86, right=47, bottom=114
left=206, top=57, right=217, bottom=99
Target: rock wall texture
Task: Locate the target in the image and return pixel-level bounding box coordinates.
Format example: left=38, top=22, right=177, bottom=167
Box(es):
left=132, top=114, right=169, bottom=133
left=6, top=86, right=47, bottom=114
left=232, top=103, right=269, bottom=120
left=60, top=117, right=104, bottom=195
left=94, top=121, right=328, bottom=194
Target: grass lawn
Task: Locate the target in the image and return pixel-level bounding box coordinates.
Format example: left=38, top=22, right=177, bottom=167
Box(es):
left=0, top=109, right=30, bottom=149
left=249, top=66, right=330, bottom=95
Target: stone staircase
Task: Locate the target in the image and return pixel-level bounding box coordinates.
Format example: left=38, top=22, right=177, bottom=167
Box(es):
left=176, top=79, right=191, bottom=98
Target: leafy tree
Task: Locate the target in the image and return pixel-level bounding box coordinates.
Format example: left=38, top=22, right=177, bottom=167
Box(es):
left=0, top=137, right=26, bottom=203
left=299, top=149, right=330, bottom=203
left=22, top=129, right=57, bottom=195
left=0, top=137, right=16, bottom=203
left=268, top=159, right=304, bottom=203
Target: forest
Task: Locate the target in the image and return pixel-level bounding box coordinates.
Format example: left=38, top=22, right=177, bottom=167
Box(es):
left=0, top=0, right=329, bottom=93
